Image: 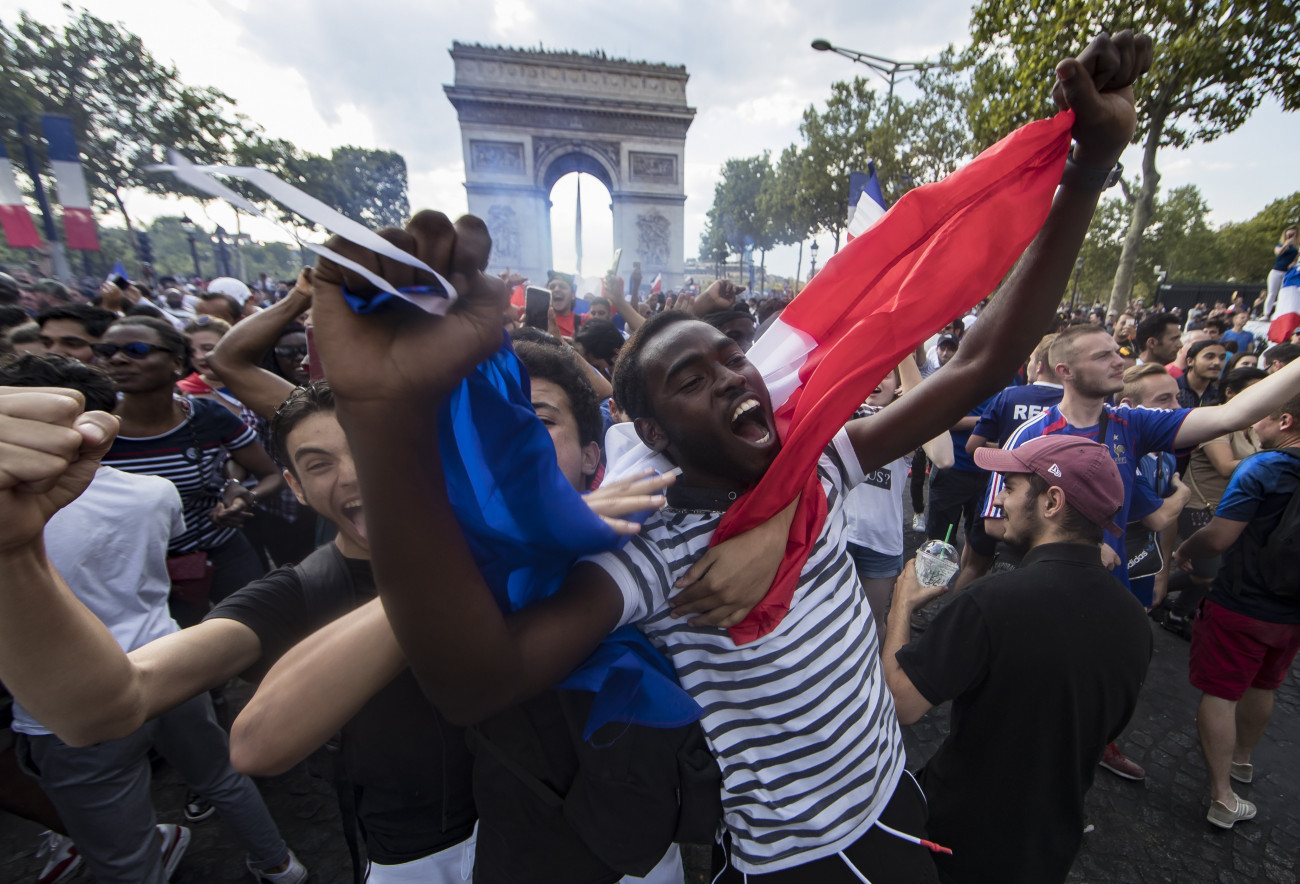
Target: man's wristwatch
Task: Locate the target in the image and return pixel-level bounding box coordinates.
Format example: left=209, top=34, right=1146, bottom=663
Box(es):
left=1061, top=148, right=1123, bottom=191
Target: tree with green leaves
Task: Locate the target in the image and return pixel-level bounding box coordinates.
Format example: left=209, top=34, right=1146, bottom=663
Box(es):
left=769, top=56, right=975, bottom=250
left=0, top=8, right=246, bottom=250
left=965, top=0, right=1300, bottom=316
left=699, top=154, right=776, bottom=282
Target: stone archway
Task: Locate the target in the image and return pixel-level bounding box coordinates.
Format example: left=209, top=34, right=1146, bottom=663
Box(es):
left=444, top=43, right=695, bottom=288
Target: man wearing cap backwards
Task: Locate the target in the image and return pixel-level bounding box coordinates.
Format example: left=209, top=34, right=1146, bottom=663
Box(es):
left=882, top=436, right=1153, bottom=884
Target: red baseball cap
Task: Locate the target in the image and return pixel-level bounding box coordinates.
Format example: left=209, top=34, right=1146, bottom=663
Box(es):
left=974, top=436, right=1125, bottom=536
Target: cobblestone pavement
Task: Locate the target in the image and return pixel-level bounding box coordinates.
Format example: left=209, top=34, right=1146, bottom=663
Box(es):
left=4, top=517, right=1298, bottom=883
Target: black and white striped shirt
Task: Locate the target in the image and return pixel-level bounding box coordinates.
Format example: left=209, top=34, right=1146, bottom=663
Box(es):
left=585, top=430, right=906, bottom=874
left=103, top=397, right=256, bottom=554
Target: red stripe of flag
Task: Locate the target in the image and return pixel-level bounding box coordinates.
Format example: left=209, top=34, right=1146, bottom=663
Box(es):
left=718, top=111, right=1076, bottom=644
left=0, top=203, right=41, bottom=249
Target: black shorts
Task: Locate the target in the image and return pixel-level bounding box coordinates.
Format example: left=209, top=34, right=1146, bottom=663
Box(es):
left=925, top=469, right=991, bottom=542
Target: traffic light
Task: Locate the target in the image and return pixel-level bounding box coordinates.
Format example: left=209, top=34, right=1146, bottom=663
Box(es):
left=136, top=231, right=154, bottom=265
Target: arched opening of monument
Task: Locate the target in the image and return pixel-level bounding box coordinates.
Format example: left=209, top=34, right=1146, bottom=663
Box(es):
left=548, top=171, right=613, bottom=281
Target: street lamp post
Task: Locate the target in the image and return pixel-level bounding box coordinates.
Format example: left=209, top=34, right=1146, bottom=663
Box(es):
left=809, top=240, right=820, bottom=280
left=1071, top=256, right=1084, bottom=309
left=811, top=39, right=940, bottom=123
left=179, top=216, right=201, bottom=278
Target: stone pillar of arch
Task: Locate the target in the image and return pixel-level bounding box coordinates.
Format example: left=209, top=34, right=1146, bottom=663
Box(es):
left=444, top=43, right=695, bottom=290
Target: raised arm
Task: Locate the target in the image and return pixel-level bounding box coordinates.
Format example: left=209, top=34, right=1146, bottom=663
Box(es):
left=604, top=270, right=645, bottom=332
left=208, top=268, right=312, bottom=420
left=898, top=355, right=954, bottom=469
left=0, top=389, right=262, bottom=745
left=231, top=597, right=404, bottom=775
left=311, top=213, right=627, bottom=725
left=1174, top=358, right=1300, bottom=448
left=848, top=31, right=1151, bottom=474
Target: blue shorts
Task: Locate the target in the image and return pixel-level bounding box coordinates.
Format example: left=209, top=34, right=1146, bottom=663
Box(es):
left=848, top=543, right=905, bottom=580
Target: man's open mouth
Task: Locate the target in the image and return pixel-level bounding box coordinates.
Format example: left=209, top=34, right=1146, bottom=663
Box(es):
left=730, top=397, right=772, bottom=446
left=341, top=501, right=367, bottom=541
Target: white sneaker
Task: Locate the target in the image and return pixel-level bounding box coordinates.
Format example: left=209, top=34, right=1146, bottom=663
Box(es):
left=35, top=831, right=82, bottom=884
left=157, top=824, right=191, bottom=881
left=911, top=514, right=927, bottom=532
left=248, top=848, right=309, bottom=883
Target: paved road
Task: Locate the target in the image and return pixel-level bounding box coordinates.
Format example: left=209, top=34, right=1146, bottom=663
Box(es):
left=4, top=518, right=1298, bottom=882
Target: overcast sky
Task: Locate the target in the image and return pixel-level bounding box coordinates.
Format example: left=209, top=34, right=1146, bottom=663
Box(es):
left=1, top=0, right=1295, bottom=279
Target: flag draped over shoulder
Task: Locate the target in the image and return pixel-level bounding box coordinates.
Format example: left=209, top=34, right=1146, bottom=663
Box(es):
left=719, top=110, right=1077, bottom=645
left=344, top=313, right=702, bottom=737
left=1268, top=265, right=1300, bottom=343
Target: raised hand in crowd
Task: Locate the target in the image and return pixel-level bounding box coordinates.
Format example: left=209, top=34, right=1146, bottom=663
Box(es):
left=209, top=266, right=314, bottom=420
left=691, top=280, right=745, bottom=318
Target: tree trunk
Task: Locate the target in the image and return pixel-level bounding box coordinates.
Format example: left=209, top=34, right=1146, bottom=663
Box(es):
left=1107, top=104, right=1170, bottom=316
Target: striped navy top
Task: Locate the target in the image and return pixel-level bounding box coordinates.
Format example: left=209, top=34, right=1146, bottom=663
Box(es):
left=103, top=397, right=256, bottom=555
left=586, top=430, right=906, bottom=874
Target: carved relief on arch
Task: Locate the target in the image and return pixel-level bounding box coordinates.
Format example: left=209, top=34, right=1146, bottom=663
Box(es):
left=636, top=210, right=671, bottom=268
left=485, top=205, right=520, bottom=261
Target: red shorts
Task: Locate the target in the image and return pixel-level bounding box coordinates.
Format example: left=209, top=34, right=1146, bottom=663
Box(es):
left=1189, top=600, right=1300, bottom=701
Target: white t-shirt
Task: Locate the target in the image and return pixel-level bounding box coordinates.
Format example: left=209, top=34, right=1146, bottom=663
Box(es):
left=844, top=406, right=910, bottom=556
left=12, top=467, right=185, bottom=736
left=584, top=430, right=905, bottom=875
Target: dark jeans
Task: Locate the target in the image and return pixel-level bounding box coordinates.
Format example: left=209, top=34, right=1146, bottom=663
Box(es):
left=713, top=774, right=939, bottom=883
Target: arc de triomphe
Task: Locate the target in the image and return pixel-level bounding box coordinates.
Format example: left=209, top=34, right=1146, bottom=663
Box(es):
left=444, top=43, right=695, bottom=289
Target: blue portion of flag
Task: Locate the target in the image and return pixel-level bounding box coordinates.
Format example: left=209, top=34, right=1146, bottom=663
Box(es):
left=108, top=261, right=128, bottom=283
left=863, top=160, right=887, bottom=212
left=342, top=287, right=702, bottom=737
left=40, top=115, right=81, bottom=164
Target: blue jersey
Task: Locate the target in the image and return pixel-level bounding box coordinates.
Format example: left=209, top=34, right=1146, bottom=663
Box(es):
left=950, top=397, right=995, bottom=472
left=1210, top=450, right=1300, bottom=623
left=981, top=403, right=1192, bottom=587
left=1127, top=451, right=1178, bottom=606
left=971, top=382, right=1064, bottom=446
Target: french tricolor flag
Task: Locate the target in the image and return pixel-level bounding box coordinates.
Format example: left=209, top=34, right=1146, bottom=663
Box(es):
left=1268, top=265, right=1300, bottom=343
left=0, top=141, right=41, bottom=249
left=715, top=112, right=1076, bottom=644
left=844, top=161, right=887, bottom=242
left=649, top=272, right=662, bottom=295
left=41, top=115, right=100, bottom=251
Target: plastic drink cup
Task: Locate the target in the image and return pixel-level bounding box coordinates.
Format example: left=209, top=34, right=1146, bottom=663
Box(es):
left=915, top=539, right=960, bottom=587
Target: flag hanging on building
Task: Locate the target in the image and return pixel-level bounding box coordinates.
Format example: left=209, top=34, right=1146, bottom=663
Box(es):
left=0, top=140, right=42, bottom=249
left=40, top=115, right=100, bottom=251
left=845, top=161, right=887, bottom=242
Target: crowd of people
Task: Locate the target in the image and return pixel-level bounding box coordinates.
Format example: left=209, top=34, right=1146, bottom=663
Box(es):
left=0, top=29, right=1297, bottom=884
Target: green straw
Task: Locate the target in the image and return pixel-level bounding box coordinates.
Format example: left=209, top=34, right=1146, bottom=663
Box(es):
left=944, top=525, right=954, bottom=544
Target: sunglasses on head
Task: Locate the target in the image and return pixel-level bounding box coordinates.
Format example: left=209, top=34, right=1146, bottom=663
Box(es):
left=90, top=342, right=171, bottom=360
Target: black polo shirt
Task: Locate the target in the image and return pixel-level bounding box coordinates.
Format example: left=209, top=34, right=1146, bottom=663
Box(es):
left=896, top=542, right=1152, bottom=884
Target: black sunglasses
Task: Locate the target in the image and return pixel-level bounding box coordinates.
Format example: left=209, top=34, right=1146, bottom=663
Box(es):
left=274, top=344, right=309, bottom=357
left=91, top=342, right=171, bottom=360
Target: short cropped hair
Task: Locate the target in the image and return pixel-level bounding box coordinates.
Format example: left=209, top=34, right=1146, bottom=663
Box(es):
left=1264, top=343, right=1300, bottom=368
left=1120, top=362, right=1169, bottom=405
left=1048, top=322, right=1112, bottom=367
left=37, top=304, right=117, bottom=339
left=0, top=353, right=117, bottom=413
left=612, top=310, right=696, bottom=422
left=573, top=318, right=625, bottom=365
left=1135, top=312, right=1180, bottom=353
left=514, top=340, right=602, bottom=448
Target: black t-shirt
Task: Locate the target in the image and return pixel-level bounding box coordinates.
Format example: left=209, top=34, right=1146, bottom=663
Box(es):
left=896, top=543, right=1152, bottom=884
left=207, top=546, right=476, bottom=864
